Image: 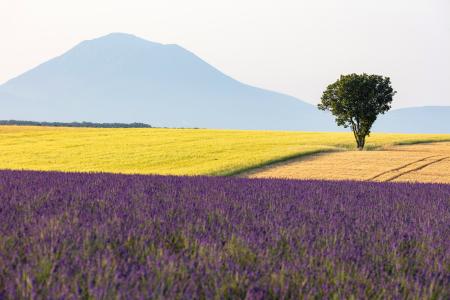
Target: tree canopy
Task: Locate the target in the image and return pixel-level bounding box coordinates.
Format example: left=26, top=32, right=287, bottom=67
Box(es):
left=318, top=73, right=396, bottom=149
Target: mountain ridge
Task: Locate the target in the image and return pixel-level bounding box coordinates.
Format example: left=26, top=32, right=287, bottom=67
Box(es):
left=0, top=33, right=448, bottom=133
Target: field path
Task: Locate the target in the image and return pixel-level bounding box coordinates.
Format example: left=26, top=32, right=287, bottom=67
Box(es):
left=243, top=142, right=450, bottom=184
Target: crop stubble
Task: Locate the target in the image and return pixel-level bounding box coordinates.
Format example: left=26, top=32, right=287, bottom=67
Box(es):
left=247, top=142, right=450, bottom=183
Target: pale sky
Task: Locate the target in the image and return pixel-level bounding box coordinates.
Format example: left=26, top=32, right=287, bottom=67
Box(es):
left=1, top=0, right=449, bottom=108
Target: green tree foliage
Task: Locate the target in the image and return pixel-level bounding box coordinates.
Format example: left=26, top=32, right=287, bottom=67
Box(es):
left=0, top=120, right=152, bottom=128
left=318, top=73, right=396, bottom=150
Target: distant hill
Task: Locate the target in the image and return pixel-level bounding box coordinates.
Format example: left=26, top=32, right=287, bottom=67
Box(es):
left=0, top=33, right=448, bottom=133
left=373, top=106, right=450, bottom=134
left=0, top=33, right=337, bottom=131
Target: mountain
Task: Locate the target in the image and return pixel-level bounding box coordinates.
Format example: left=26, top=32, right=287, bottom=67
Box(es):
left=0, top=33, right=448, bottom=133
left=0, top=33, right=337, bottom=131
left=373, top=106, right=450, bottom=134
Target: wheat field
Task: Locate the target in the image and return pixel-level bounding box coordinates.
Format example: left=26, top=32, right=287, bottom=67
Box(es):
left=1, top=125, right=449, bottom=176
left=247, top=142, right=450, bottom=184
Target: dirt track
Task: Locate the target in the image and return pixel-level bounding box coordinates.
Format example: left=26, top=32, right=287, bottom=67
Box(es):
left=244, top=142, right=450, bottom=184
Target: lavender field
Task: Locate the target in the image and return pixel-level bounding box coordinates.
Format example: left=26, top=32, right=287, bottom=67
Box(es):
left=0, top=170, right=449, bottom=299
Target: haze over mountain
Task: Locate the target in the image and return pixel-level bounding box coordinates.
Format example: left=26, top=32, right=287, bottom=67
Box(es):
left=0, top=33, right=448, bottom=133
left=0, top=33, right=337, bottom=131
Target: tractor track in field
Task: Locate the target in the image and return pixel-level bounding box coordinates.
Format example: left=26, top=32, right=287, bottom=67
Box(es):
left=368, top=155, right=439, bottom=181
left=383, top=156, right=449, bottom=182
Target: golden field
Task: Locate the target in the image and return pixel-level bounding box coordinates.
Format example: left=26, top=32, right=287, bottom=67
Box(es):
left=247, top=142, right=450, bottom=184
left=1, top=125, right=450, bottom=176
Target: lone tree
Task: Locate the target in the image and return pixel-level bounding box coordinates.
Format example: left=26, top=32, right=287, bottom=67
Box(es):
left=318, top=73, right=396, bottom=150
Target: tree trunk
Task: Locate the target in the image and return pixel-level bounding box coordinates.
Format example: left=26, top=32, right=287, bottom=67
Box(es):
left=352, top=123, right=366, bottom=150
left=357, top=135, right=366, bottom=150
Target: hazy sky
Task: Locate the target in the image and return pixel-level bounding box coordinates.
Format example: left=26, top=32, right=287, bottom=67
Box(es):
left=1, top=0, right=449, bottom=108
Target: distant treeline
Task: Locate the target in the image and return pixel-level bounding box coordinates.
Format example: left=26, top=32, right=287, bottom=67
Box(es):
left=0, top=120, right=152, bottom=128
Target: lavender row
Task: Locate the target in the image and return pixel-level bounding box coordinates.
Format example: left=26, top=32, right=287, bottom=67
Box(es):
left=0, top=170, right=449, bottom=299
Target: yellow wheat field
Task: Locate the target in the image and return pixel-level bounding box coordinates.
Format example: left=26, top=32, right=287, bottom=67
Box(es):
left=0, top=125, right=449, bottom=176
left=247, top=142, right=450, bottom=184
